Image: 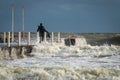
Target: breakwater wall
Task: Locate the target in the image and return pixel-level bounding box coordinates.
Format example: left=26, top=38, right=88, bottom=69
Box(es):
left=0, top=46, right=33, bottom=60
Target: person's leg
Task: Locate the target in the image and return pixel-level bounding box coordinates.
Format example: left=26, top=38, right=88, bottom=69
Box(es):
left=39, top=33, right=41, bottom=43
left=41, top=35, right=44, bottom=41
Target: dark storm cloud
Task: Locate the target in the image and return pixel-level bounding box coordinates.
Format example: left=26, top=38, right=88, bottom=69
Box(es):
left=0, top=0, right=120, bottom=33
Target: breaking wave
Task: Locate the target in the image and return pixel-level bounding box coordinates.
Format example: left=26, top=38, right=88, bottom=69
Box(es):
left=0, top=65, right=120, bottom=80
left=31, top=38, right=120, bottom=58
left=0, top=37, right=120, bottom=80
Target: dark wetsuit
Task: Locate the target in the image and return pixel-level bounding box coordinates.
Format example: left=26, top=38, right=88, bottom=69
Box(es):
left=37, top=24, right=50, bottom=42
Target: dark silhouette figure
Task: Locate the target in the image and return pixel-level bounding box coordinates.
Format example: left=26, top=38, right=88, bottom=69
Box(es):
left=37, top=23, right=50, bottom=42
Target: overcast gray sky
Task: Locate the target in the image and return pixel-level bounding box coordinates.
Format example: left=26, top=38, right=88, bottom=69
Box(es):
left=0, top=0, right=120, bottom=33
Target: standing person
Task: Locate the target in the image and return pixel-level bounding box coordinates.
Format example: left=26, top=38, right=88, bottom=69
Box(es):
left=37, top=23, right=50, bottom=42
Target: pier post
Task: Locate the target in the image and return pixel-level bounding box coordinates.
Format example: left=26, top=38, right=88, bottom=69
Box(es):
left=4, top=32, right=6, bottom=45
left=57, top=32, right=60, bottom=43
left=8, top=32, right=10, bottom=47
left=68, top=33, right=71, bottom=46
left=37, top=32, right=39, bottom=43
left=51, top=32, right=54, bottom=44
left=27, top=32, right=30, bottom=46
left=44, top=32, right=46, bottom=42
left=12, top=32, right=14, bottom=42
left=18, top=32, right=21, bottom=46
left=12, top=4, right=14, bottom=42
left=21, top=6, right=25, bottom=38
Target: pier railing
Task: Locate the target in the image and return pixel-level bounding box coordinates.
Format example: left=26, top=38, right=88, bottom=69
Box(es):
left=1, top=32, right=62, bottom=47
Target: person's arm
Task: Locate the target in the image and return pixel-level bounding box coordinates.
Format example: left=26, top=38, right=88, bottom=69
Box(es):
left=45, top=29, right=48, bottom=33
left=44, top=29, right=50, bottom=38
left=37, top=27, right=39, bottom=32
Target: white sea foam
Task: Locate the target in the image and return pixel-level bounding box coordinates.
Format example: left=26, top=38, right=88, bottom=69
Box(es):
left=0, top=66, right=120, bottom=80
left=0, top=37, right=120, bottom=80
left=31, top=40, right=120, bottom=58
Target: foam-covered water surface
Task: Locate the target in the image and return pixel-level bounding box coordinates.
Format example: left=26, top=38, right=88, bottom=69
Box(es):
left=0, top=36, right=120, bottom=80
left=1, top=54, right=120, bottom=69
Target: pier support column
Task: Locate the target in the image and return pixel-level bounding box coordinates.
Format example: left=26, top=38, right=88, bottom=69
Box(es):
left=8, top=32, right=10, bottom=47
left=57, top=32, right=60, bottom=43
left=37, top=32, right=39, bottom=43
left=51, top=32, right=54, bottom=44
left=12, top=4, right=14, bottom=42
left=18, top=32, right=21, bottom=46
left=21, top=7, right=25, bottom=39
left=27, top=32, right=30, bottom=46
left=11, top=32, right=14, bottom=42
left=44, top=32, right=46, bottom=42
left=4, top=32, right=6, bottom=46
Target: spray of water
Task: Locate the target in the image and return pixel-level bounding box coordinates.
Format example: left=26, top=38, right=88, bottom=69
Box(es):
left=0, top=37, right=120, bottom=80
left=31, top=38, right=120, bottom=58
left=0, top=66, right=120, bottom=80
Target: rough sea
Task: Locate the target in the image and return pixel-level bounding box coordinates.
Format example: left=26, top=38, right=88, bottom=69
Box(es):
left=0, top=33, right=120, bottom=80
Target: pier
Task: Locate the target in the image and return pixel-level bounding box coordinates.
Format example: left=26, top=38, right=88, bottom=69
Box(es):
left=0, top=32, right=63, bottom=60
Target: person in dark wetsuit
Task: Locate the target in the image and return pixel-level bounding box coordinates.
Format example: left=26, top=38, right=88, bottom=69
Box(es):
left=37, top=23, right=50, bottom=42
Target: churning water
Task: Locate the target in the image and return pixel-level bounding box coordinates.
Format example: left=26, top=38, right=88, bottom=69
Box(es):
left=0, top=34, right=120, bottom=80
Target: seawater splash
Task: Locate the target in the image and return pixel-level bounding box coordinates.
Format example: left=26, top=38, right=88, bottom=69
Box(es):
left=0, top=65, right=120, bottom=80
left=31, top=38, right=120, bottom=57
left=0, top=37, right=120, bottom=80
left=0, top=47, right=28, bottom=60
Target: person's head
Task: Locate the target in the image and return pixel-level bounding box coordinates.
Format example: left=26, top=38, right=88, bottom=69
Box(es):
left=40, top=23, right=43, bottom=26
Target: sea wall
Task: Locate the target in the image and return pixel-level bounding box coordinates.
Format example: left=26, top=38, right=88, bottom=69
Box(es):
left=0, top=46, right=33, bottom=60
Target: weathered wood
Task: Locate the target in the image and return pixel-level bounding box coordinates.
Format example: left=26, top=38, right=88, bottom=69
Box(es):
left=27, top=32, right=31, bottom=46
left=4, top=32, right=6, bottom=45
left=8, top=32, right=10, bottom=47
left=37, top=32, right=39, bottom=43
left=57, top=32, right=60, bottom=43
left=22, top=6, right=24, bottom=38
left=51, top=32, right=54, bottom=43
left=12, top=4, right=14, bottom=42
left=12, top=32, right=14, bottom=42
left=18, top=32, right=21, bottom=46
left=64, top=38, right=76, bottom=46
left=44, top=32, right=46, bottom=42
